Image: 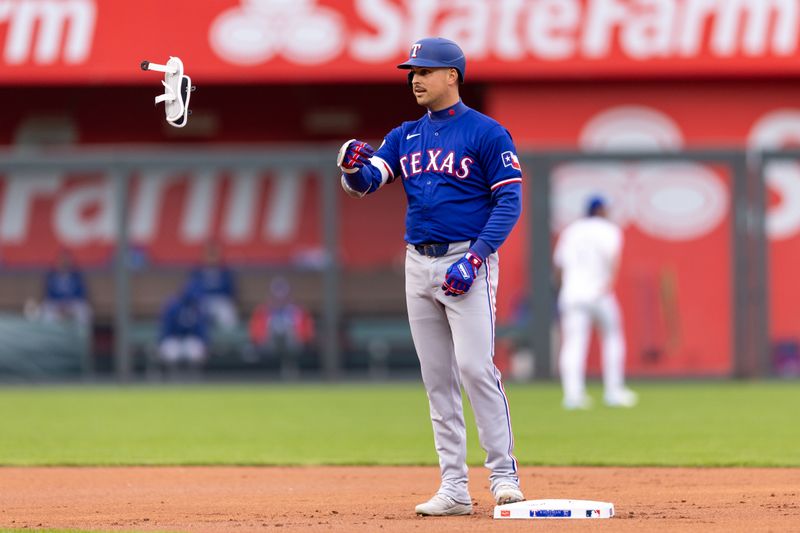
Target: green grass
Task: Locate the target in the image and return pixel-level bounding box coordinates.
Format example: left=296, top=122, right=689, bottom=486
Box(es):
left=0, top=381, right=797, bottom=467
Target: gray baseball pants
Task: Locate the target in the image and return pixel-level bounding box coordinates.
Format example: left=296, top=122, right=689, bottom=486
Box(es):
left=405, top=240, right=519, bottom=503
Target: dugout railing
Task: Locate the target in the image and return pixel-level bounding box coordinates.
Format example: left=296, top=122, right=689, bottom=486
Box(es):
left=0, top=147, right=775, bottom=381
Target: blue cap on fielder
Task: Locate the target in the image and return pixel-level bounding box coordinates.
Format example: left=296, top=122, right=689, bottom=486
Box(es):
left=586, top=195, right=607, bottom=216
left=397, top=37, right=466, bottom=83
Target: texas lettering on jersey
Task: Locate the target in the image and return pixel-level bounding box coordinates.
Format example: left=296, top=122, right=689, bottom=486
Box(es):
left=342, top=100, right=522, bottom=248
left=400, top=149, right=474, bottom=180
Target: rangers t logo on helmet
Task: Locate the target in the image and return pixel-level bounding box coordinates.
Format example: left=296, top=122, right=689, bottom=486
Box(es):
left=397, top=37, right=466, bottom=83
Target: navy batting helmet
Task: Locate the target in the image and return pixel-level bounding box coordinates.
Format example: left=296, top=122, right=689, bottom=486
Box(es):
left=397, top=37, right=466, bottom=84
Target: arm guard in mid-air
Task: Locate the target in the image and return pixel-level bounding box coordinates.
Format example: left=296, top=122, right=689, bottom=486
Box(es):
left=140, top=56, right=195, bottom=128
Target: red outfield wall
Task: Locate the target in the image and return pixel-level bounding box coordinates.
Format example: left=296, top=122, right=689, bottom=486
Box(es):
left=488, top=80, right=800, bottom=376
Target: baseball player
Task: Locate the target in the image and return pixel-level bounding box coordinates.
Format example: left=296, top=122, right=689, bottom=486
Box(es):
left=336, top=37, right=525, bottom=516
left=553, top=196, right=637, bottom=410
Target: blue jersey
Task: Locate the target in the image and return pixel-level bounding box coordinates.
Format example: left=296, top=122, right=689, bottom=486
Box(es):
left=44, top=269, right=88, bottom=302
left=188, top=265, right=236, bottom=299
left=346, top=100, right=522, bottom=258
left=160, top=290, right=209, bottom=342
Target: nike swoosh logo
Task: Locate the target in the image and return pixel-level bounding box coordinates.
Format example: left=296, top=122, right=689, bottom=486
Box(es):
left=406, top=133, right=421, bottom=140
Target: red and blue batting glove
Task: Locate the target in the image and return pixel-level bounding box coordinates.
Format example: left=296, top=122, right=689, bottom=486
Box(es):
left=441, top=251, right=483, bottom=297
left=337, top=139, right=375, bottom=173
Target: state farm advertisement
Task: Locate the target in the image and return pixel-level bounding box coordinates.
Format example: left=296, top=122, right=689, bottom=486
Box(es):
left=2, top=0, right=800, bottom=84
left=489, top=81, right=800, bottom=377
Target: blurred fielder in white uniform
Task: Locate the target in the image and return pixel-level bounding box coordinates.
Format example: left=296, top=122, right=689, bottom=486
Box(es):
left=553, top=196, right=637, bottom=409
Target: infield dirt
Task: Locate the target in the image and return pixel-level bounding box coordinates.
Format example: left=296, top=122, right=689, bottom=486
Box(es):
left=0, top=466, right=798, bottom=532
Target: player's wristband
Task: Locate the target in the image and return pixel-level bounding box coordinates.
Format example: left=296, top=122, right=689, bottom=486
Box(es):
left=470, top=239, right=493, bottom=263
left=465, top=251, right=483, bottom=272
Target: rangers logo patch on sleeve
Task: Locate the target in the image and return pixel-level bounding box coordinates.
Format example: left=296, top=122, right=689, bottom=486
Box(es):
left=501, top=151, right=521, bottom=170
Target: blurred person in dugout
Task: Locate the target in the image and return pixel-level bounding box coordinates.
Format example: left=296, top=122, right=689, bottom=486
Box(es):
left=248, top=276, right=314, bottom=379
left=158, top=284, right=209, bottom=375
left=39, top=249, right=92, bottom=332
left=553, top=195, right=637, bottom=410
left=187, top=241, right=239, bottom=330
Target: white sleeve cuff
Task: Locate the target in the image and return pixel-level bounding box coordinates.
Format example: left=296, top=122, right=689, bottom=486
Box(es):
left=369, top=155, right=394, bottom=189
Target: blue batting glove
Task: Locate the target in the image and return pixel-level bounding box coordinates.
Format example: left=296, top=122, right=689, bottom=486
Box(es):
left=337, top=139, right=375, bottom=173
left=441, top=251, right=483, bottom=297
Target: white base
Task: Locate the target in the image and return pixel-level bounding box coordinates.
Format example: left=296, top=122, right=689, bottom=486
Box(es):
left=494, top=499, right=614, bottom=519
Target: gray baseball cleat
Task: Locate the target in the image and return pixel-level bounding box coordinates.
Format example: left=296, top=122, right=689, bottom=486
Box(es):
left=415, top=494, right=473, bottom=516
left=494, top=483, right=525, bottom=505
